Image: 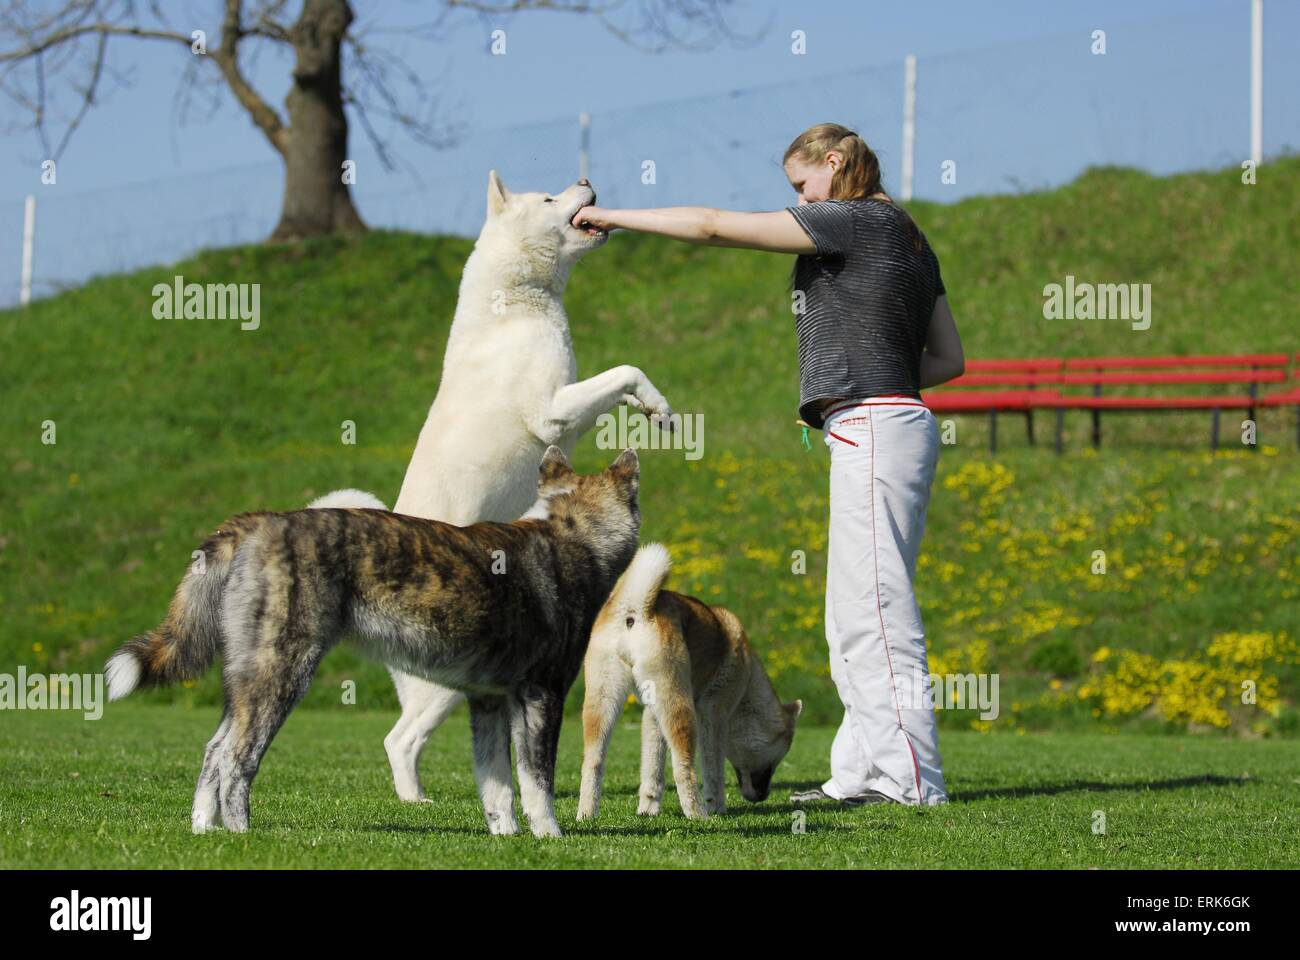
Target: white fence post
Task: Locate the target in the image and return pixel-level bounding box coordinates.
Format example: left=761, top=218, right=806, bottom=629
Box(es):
left=20, top=194, right=35, bottom=307
left=579, top=112, right=591, bottom=181
left=1251, top=0, right=1263, bottom=166
left=901, top=54, right=917, bottom=202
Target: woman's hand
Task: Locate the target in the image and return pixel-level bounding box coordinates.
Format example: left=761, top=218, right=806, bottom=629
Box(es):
left=919, top=295, right=965, bottom=389
left=571, top=206, right=618, bottom=232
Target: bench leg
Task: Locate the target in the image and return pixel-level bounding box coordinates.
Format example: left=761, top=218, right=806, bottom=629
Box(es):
left=1024, top=410, right=1036, bottom=446
left=988, top=410, right=998, bottom=454
left=1210, top=408, right=1220, bottom=450
left=1054, top=409, right=1064, bottom=455
left=1091, top=409, right=1101, bottom=449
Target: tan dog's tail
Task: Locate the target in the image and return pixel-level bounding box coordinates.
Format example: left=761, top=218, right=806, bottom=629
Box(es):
left=609, top=542, right=672, bottom=620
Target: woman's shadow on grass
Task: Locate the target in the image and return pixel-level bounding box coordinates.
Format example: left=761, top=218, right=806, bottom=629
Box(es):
left=780, top=773, right=1251, bottom=804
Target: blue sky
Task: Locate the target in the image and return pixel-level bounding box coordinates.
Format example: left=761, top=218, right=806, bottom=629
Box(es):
left=1, top=0, right=1297, bottom=302
left=1, top=0, right=1294, bottom=203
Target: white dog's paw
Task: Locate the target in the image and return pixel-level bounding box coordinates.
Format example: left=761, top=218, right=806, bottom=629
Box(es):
left=487, top=812, right=520, bottom=836
left=636, top=797, right=662, bottom=817
left=529, top=820, right=563, bottom=838
left=622, top=391, right=676, bottom=432
left=392, top=784, right=427, bottom=803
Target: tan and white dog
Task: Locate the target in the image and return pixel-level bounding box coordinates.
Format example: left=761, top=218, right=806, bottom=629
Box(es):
left=577, top=543, right=802, bottom=820
left=317, top=172, right=674, bottom=828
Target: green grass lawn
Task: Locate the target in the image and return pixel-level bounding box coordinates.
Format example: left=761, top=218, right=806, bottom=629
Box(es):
left=2, top=703, right=1296, bottom=869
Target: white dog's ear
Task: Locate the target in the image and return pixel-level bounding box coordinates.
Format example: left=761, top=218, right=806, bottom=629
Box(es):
left=487, top=170, right=510, bottom=218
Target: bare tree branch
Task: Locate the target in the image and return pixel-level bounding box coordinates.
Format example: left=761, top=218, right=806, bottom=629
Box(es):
left=0, top=22, right=193, bottom=62
left=207, top=0, right=289, bottom=154
left=171, top=49, right=224, bottom=129
left=46, top=26, right=107, bottom=160
left=0, top=0, right=293, bottom=157
left=436, top=0, right=763, bottom=54
left=342, top=32, right=464, bottom=162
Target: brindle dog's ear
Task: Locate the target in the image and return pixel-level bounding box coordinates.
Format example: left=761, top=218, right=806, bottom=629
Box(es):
left=609, top=448, right=640, bottom=481
left=538, top=445, right=574, bottom=489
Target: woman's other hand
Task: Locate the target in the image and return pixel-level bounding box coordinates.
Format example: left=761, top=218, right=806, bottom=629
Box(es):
left=919, top=295, right=965, bottom=389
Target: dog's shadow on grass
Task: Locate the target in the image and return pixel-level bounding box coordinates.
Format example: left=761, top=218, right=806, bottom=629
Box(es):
left=359, top=775, right=1251, bottom=835
left=364, top=821, right=807, bottom=837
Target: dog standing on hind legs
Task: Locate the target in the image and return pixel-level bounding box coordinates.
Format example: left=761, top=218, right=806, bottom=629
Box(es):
left=577, top=543, right=802, bottom=822
left=313, top=171, right=675, bottom=814
left=107, top=447, right=642, bottom=838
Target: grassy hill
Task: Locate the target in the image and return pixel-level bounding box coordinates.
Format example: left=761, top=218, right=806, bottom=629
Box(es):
left=2, top=157, right=1298, bottom=737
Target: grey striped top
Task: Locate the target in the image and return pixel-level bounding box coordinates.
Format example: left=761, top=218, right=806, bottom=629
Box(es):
left=787, top=198, right=946, bottom=429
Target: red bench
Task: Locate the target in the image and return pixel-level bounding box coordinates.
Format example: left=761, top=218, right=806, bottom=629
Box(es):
left=923, top=359, right=1063, bottom=451
left=923, top=353, right=1299, bottom=452
left=1261, top=355, right=1300, bottom=449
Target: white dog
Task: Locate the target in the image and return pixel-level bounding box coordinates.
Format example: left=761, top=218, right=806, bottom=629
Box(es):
left=316, top=172, right=674, bottom=832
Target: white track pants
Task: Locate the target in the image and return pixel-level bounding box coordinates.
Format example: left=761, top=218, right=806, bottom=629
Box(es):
left=821, top=398, right=948, bottom=806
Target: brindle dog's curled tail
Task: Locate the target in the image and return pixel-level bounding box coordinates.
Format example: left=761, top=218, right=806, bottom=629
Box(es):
left=105, top=515, right=266, bottom=700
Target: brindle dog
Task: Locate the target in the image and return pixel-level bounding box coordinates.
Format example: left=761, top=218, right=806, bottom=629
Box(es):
left=106, top=447, right=640, bottom=837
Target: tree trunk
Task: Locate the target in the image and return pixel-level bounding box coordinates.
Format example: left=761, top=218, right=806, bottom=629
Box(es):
left=271, top=0, right=365, bottom=241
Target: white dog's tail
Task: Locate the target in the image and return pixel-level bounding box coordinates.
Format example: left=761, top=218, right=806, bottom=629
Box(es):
left=607, top=542, right=673, bottom=620
left=307, top=488, right=389, bottom=511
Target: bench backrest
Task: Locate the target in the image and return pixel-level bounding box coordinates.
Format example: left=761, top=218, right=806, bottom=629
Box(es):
left=937, top=354, right=1292, bottom=392
left=1063, top=353, right=1290, bottom=370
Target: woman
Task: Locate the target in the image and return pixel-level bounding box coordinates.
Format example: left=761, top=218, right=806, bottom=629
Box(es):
left=571, top=122, right=964, bottom=807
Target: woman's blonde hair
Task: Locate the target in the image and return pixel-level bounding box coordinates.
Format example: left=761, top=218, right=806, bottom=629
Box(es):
left=783, top=122, right=883, bottom=201
left=784, top=122, right=922, bottom=252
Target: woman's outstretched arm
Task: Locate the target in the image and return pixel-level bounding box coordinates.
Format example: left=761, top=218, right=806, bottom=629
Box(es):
left=572, top=205, right=817, bottom=255
left=919, top=295, right=965, bottom=389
